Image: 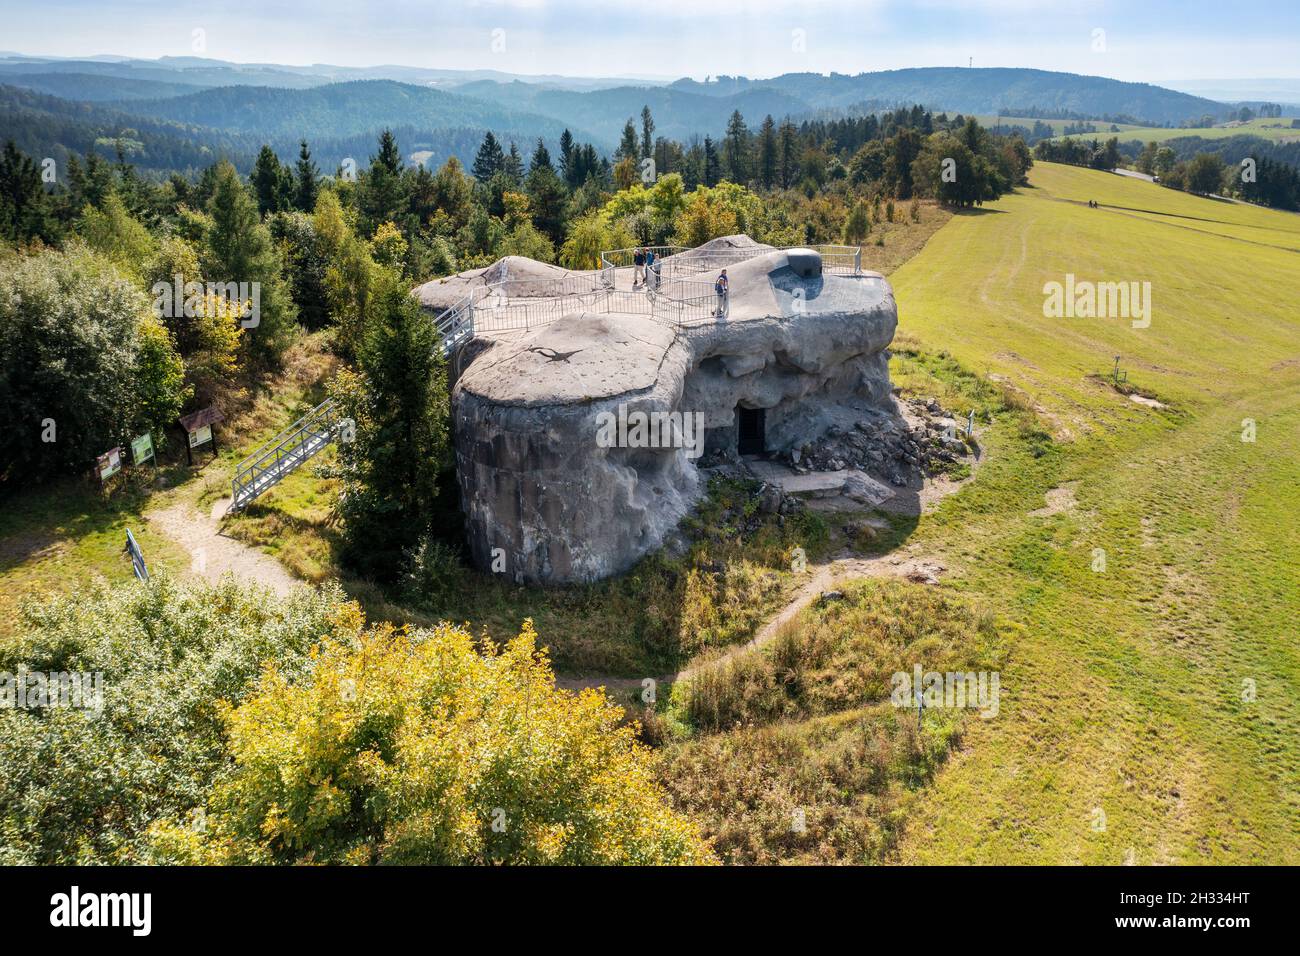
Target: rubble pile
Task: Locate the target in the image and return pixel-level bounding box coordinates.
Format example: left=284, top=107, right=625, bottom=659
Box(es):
left=781, top=397, right=975, bottom=486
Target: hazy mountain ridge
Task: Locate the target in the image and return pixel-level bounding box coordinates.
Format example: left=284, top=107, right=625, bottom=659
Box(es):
left=0, top=81, right=605, bottom=177
left=0, top=72, right=209, bottom=101
left=113, top=79, right=602, bottom=143
left=663, top=68, right=1228, bottom=124
left=0, top=56, right=1267, bottom=182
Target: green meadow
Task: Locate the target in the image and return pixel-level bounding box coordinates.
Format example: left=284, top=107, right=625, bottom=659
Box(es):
left=1112, top=117, right=1300, bottom=145
left=976, top=116, right=1143, bottom=136
left=1045, top=116, right=1300, bottom=146
left=883, top=161, right=1300, bottom=862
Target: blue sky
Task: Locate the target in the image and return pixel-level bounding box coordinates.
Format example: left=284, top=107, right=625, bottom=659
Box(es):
left=1, top=0, right=1297, bottom=83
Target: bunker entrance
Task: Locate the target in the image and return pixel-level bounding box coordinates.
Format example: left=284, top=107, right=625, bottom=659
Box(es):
left=737, top=406, right=766, bottom=456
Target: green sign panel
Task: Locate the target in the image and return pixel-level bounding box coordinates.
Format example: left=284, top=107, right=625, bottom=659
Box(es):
left=131, top=432, right=154, bottom=465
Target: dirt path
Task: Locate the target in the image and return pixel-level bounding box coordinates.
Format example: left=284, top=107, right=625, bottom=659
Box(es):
left=146, top=497, right=298, bottom=596
left=553, top=549, right=946, bottom=694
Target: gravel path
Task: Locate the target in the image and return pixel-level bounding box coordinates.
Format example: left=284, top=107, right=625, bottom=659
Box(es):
left=146, top=497, right=298, bottom=596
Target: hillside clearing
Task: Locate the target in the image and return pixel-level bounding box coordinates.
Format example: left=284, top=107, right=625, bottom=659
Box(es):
left=883, top=161, right=1300, bottom=863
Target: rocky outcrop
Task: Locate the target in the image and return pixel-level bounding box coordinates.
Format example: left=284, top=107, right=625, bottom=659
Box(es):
left=451, top=246, right=899, bottom=584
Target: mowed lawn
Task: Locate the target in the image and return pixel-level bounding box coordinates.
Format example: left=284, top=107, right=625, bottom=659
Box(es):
left=885, top=162, right=1300, bottom=863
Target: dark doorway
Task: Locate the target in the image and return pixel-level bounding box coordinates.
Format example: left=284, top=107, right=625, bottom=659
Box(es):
left=737, top=406, right=766, bottom=456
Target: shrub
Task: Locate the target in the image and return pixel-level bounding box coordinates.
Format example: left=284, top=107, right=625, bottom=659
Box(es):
left=0, top=244, right=188, bottom=482
left=154, top=619, right=714, bottom=865
left=0, top=576, right=351, bottom=864
left=661, top=580, right=1011, bottom=864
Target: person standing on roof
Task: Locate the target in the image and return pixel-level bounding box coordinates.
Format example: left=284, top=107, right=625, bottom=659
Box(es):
left=633, top=247, right=646, bottom=288
left=714, top=269, right=729, bottom=317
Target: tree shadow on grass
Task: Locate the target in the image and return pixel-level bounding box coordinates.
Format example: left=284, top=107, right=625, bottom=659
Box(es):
left=0, top=475, right=159, bottom=572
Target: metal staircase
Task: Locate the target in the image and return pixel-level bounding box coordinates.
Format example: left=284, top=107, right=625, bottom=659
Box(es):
left=229, top=305, right=472, bottom=511
left=230, top=399, right=343, bottom=511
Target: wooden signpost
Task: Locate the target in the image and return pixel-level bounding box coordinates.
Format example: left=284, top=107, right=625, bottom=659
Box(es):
left=179, top=407, right=225, bottom=467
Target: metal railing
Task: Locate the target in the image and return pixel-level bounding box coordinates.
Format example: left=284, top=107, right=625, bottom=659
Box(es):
left=434, top=241, right=863, bottom=347
left=230, top=398, right=342, bottom=511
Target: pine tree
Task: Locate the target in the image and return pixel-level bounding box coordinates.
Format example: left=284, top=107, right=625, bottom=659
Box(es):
left=373, top=129, right=403, bottom=176
left=359, top=130, right=409, bottom=235
left=558, top=129, right=575, bottom=185
left=530, top=138, right=552, bottom=172
left=722, top=110, right=751, bottom=184
left=618, top=120, right=639, bottom=163
left=703, top=136, right=721, bottom=187
left=295, top=140, right=319, bottom=213
left=333, top=278, right=449, bottom=581
left=0, top=140, right=52, bottom=243
left=525, top=162, right=568, bottom=245
left=640, top=106, right=655, bottom=159
left=778, top=120, right=799, bottom=188
left=843, top=199, right=871, bottom=244
left=204, top=160, right=297, bottom=365
left=757, top=115, right=778, bottom=190
left=251, top=146, right=285, bottom=217
left=503, top=143, right=524, bottom=183
left=472, top=131, right=505, bottom=181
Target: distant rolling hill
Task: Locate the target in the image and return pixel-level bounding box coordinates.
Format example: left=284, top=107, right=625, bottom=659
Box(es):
left=0, top=56, right=330, bottom=90
left=0, top=57, right=1246, bottom=179
left=663, top=68, right=1228, bottom=126
left=0, top=54, right=663, bottom=94
left=0, top=84, right=261, bottom=175
left=114, top=79, right=608, bottom=149
left=0, top=71, right=208, bottom=101
left=0, top=81, right=609, bottom=178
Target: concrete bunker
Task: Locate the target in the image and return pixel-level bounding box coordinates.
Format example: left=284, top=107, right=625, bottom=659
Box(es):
left=429, top=239, right=898, bottom=584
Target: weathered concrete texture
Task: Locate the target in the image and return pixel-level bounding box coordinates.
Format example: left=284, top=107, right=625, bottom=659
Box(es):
left=412, top=256, right=585, bottom=312
left=678, top=252, right=897, bottom=455
left=452, top=245, right=898, bottom=584
left=456, top=313, right=698, bottom=584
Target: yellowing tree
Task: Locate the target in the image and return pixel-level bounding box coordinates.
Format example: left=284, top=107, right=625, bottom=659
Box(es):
left=76, top=191, right=157, bottom=283
left=158, top=617, right=714, bottom=865
left=671, top=189, right=739, bottom=248
left=370, top=220, right=409, bottom=270
left=559, top=210, right=634, bottom=270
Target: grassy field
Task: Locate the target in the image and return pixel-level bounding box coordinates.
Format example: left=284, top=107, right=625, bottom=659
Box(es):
left=976, top=115, right=1143, bottom=136
left=881, top=161, right=1300, bottom=863
left=1049, top=116, right=1300, bottom=145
